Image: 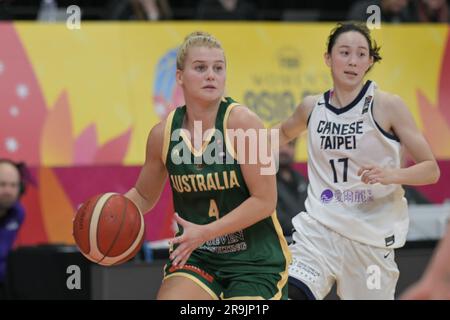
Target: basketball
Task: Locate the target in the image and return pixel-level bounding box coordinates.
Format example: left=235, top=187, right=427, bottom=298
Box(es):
left=73, top=193, right=145, bottom=266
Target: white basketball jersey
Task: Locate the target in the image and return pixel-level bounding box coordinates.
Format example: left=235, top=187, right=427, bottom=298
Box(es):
left=297, top=80, right=408, bottom=248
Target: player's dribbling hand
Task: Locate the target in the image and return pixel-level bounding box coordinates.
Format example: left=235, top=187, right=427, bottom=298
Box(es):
left=358, top=165, right=396, bottom=185
left=169, top=213, right=208, bottom=268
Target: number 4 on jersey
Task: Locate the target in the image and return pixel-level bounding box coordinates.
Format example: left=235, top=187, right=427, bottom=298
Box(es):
left=208, top=199, right=219, bottom=220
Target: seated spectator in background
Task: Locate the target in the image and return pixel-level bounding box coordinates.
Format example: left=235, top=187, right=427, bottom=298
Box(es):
left=414, top=0, right=449, bottom=22
left=347, top=0, right=417, bottom=23
left=276, top=139, right=308, bottom=240
left=106, top=0, right=172, bottom=20
left=0, top=159, right=26, bottom=300
left=195, top=0, right=257, bottom=20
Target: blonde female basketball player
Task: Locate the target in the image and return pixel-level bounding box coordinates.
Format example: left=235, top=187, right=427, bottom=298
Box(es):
left=274, top=22, right=440, bottom=300
left=125, top=32, right=290, bottom=300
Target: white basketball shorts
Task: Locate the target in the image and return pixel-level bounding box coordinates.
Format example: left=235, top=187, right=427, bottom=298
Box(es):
left=288, top=211, right=400, bottom=300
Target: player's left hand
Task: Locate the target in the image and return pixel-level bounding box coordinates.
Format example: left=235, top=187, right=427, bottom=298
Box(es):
left=169, top=213, right=208, bottom=267
left=358, top=165, right=396, bottom=185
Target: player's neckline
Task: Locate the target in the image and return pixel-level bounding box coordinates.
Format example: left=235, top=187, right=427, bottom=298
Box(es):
left=324, top=80, right=372, bottom=115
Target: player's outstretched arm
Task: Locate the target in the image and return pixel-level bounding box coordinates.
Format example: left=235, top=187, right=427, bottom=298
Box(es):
left=272, top=95, right=317, bottom=146
left=125, top=121, right=167, bottom=214
left=359, top=93, right=440, bottom=186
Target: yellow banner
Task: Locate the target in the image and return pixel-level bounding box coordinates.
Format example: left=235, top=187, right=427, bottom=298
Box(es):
left=10, top=23, right=449, bottom=163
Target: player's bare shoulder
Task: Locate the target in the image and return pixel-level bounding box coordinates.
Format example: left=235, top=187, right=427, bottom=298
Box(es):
left=146, top=117, right=169, bottom=163
left=291, top=94, right=321, bottom=127
left=373, top=89, right=409, bottom=124
left=374, top=89, right=407, bottom=111
left=301, top=94, right=321, bottom=119
left=227, top=104, right=264, bottom=130
left=149, top=119, right=165, bottom=144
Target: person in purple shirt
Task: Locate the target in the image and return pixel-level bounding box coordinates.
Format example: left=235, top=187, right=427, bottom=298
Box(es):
left=0, top=159, right=26, bottom=299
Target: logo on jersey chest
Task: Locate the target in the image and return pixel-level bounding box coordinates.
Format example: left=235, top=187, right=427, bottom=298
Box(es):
left=362, top=95, right=373, bottom=114
left=320, top=188, right=374, bottom=204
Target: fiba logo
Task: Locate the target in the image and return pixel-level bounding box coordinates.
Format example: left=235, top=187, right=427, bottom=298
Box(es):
left=320, top=189, right=334, bottom=204
left=277, top=47, right=300, bottom=69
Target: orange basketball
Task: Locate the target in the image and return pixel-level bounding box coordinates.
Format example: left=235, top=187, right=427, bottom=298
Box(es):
left=73, top=193, right=145, bottom=266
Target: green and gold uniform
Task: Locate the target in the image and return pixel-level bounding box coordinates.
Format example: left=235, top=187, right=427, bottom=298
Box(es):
left=162, top=97, right=291, bottom=300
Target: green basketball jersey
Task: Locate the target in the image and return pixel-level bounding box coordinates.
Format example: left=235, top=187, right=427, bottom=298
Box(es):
left=163, top=97, right=291, bottom=280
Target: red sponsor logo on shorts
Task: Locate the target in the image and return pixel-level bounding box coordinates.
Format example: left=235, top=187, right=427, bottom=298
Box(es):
left=169, top=264, right=214, bottom=283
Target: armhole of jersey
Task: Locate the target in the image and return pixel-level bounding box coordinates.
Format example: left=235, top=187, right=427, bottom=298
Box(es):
left=306, top=105, right=314, bottom=127
left=162, top=109, right=176, bottom=165
left=370, top=98, right=401, bottom=143
left=306, top=96, right=320, bottom=127
left=223, top=103, right=238, bottom=160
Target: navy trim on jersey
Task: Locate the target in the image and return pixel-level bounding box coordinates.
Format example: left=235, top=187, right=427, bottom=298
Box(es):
left=306, top=108, right=313, bottom=127
left=324, top=80, right=372, bottom=115
left=307, top=97, right=321, bottom=127
left=288, top=276, right=316, bottom=300
left=370, top=99, right=401, bottom=142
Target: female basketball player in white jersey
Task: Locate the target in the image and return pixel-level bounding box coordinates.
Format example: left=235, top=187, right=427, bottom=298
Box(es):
left=275, top=22, right=440, bottom=300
